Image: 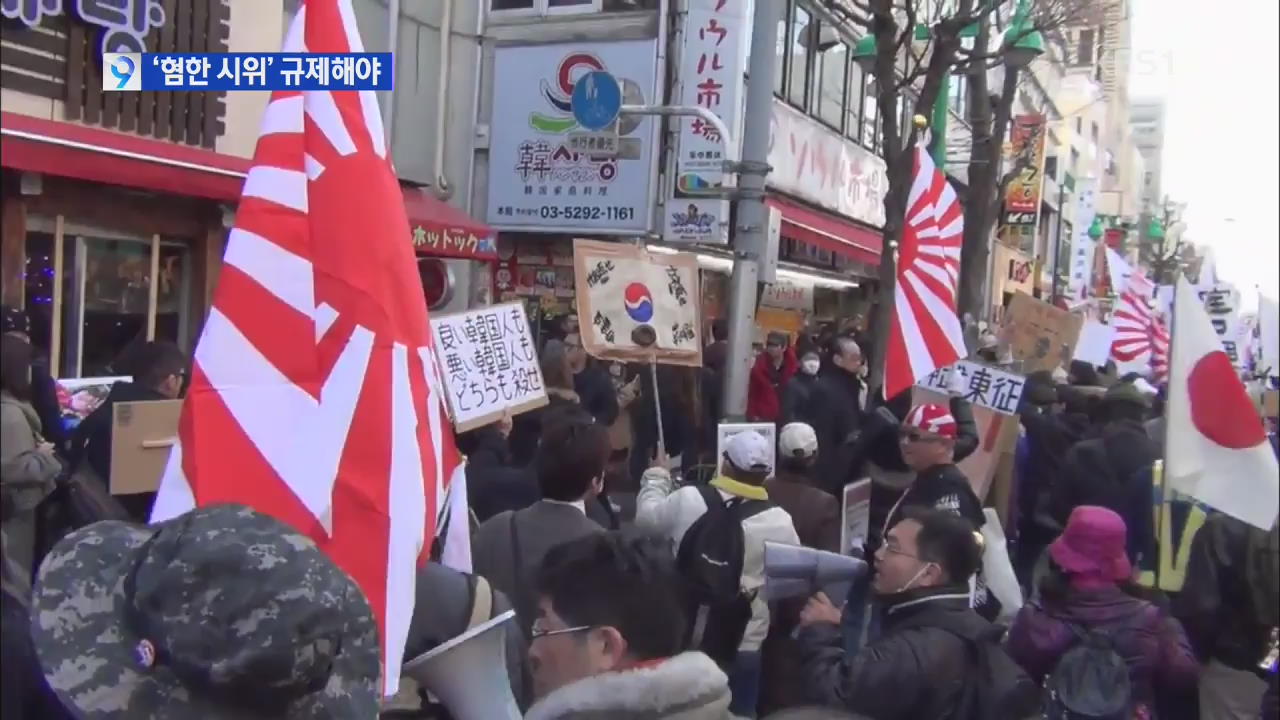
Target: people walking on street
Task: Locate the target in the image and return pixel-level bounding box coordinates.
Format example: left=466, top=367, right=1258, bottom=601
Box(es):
left=473, top=409, right=610, bottom=633
left=523, top=532, right=738, bottom=720
left=637, top=430, right=800, bottom=717
left=1007, top=506, right=1199, bottom=719
left=781, top=349, right=823, bottom=427
left=796, top=508, right=1035, bottom=719
left=806, top=336, right=866, bottom=484
left=747, top=332, right=796, bottom=424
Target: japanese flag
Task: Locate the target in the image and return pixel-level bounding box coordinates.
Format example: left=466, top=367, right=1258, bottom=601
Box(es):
left=1166, top=276, right=1278, bottom=530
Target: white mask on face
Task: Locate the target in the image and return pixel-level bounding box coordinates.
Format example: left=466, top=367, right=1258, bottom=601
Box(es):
left=895, top=562, right=937, bottom=594
left=801, top=358, right=820, bottom=375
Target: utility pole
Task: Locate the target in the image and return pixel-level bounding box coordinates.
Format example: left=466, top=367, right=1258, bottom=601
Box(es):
left=720, top=0, right=782, bottom=420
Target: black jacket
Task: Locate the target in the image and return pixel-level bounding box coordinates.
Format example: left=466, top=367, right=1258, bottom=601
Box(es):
left=1174, top=512, right=1280, bottom=674
left=798, top=587, right=988, bottom=719
left=780, top=372, right=822, bottom=427
left=66, top=381, right=168, bottom=522
left=573, top=362, right=619, bottom=426
left=459, top=427, right=538, bottom=524
left=832, top=395, right=979, bottom=496
left=1050, top=419, right=1157, bottom=560
left=805, top=368, right=864, bottom=484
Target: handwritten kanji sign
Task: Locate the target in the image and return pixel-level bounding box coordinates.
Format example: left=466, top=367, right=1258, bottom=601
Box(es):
left=430, top=302, right=548, bottom=432
left=573, top=238, right=703, bottom=367
left=915, top=361, right=1027, bottom=416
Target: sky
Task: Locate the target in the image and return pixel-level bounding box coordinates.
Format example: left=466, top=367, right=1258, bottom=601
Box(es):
left=1128, top=0, right=1279, bottom=311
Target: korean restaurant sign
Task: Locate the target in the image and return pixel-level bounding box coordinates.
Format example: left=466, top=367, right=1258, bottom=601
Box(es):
left=487, top=40, right=659, bottom=235
left=767, top=101, right=888, bottom=229
left=663, top=0, right=748, bottom=245
left=2, top=0, right=165, bottom=54
left=430, top=302, right=548, bottom=433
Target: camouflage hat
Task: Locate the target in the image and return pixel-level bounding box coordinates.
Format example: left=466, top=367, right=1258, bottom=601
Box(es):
left=30, top=503, right=382, bottom=719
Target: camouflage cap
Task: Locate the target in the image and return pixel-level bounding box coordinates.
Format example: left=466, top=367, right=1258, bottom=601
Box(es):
left=30, top=503, right=382, bottom=720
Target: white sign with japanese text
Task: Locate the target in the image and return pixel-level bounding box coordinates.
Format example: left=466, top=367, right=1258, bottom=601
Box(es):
left=915, top=361, right=1026, bottom=416
left=1198, top=282, right=1244, bottom=367
left=430, top=303, right=548, bottom=433
left=767, top=101, right=888, bottom=228
left=573, top=239, right=703, bottom=367
left=487, top=40, right=659, bottom=234
left=1066, top=177, right=1097, bottom=301
left=664, top=0, right=749, bottom=245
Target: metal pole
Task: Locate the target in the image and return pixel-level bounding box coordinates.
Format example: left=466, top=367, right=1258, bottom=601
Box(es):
left=1051, top=179, right=1065, bottom=303
left=383, top=0, right=400, bottom=146
left=720, top=0, right=782, bottom=421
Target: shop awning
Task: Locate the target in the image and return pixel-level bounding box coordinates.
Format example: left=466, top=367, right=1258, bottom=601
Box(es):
left=766, top=194, right=882, bottom=266
left=1, top=112, right=495, bottom=260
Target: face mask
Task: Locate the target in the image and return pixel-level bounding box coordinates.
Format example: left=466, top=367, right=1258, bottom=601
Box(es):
left=895, top=562, right=937, bottom=594
left=801, top=359, right=820, bottom=375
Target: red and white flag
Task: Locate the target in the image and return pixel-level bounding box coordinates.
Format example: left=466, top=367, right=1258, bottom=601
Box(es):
left=151, top=0, right=461, bottom=694
left=884, top=145, right=966, bottom=400
left=1166, top=276, right=1278, bottom=530
left=1149, top=314, right=1170, bottom=383
left=1105, top=248, right=1156, bottom=376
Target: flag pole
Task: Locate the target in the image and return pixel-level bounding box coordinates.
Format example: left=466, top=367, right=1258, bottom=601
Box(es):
left=1154, top=279, right=1181, bottom=589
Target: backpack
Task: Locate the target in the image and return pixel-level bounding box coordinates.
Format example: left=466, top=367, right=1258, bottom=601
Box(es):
left=676, top=484, right=771, bottom=667
left=931, top=621, right=1040, bottom=720
left=1044, top=624, right=1134, bottom=720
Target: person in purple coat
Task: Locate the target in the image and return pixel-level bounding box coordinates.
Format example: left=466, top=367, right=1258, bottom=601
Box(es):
left=1007, top=506, right=1200, bottom=718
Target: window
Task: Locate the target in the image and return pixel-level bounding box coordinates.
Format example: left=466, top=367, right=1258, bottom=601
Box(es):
left=1091, top=121, right=1099, bottom=142
left=489, top=0, right=601, bottom=15
left=1075, top=117, right=1082, bottom=133
left=815, top=34, right=847, bottom=129
left=1069, top=147, right=1080, bottom=173
left=950, top=73, right=968, bottom=119
left=787, top=6, right=813, bottom=109
left=1076, top=28, right=1094, bottom=66
left=845, top=53, right=865, bottom=140
left=863, top=90, right=880, bottom=153
left=773, top=4, right=790, bottom=96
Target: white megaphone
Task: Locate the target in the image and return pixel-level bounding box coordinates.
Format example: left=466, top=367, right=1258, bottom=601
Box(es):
left=401, top=609, right=521, bottom=720
left=763, top=541, right=868, bottom=602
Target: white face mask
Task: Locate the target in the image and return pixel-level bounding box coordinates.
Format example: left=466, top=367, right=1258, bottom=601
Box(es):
left=801, top=358, right=820, bottom=375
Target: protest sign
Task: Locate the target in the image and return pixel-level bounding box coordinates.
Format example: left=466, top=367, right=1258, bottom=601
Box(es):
left=574, top=239, right=703, bottom=367
left=1073, top=319, right=1116, bottom=367
left=913, top=387, right=1019, bottom=502
left=57, top=376, right=131, bottom=432
left=715, top=423, right=776, bottom=480
left=431, top=302, right=548, bottom=433
left=110, top=399, right=181, bottom=495
left=915, top=361, right=1026, bottom=416
left=1004, top=291, right=1082, bottom=373
left=841, top=479, right=872, bottom=556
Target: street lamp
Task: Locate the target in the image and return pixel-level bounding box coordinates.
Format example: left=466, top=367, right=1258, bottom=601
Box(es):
left=853, top=33, right=876, bottom=75
left=1147, top=217, right=1165, bottom=240
left=1088, top=216, right=1104, bottom=241
left=1002, top=0, right=1044, bottom=69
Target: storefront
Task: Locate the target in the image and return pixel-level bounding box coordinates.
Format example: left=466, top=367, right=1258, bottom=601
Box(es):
left=990, top=241, right=1038, bottom=321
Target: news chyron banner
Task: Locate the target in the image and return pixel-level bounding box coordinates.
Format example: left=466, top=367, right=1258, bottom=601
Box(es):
left=102, top=53, right=393, bottom=92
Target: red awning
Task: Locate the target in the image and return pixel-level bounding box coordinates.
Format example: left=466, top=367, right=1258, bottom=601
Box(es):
left=766, top=194, right=882, bottom=266
left=1, top=112, right=494, bottom=260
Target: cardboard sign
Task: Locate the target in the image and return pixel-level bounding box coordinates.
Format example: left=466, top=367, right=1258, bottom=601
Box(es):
left=1004, top=291, right=1082, bottom=373
left=840, top=479, right=872, bottom=556
left=574, top=239, right=703, bottom=367
left=715, top=422, right=776, bottom=480
left=913, top=388, right=1019, bottom=502
left=915, top=361, right=1026, bottom=416
left=110, top=399, right=181, bottom=495
left=431, top=302, right=549, bottom=433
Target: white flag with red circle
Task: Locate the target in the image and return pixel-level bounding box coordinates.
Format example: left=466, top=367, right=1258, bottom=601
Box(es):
left=884, top=144, right=967, bottom=401
left=1166, top=276, right=1278, bottom=530
left=150, top=0, right=461, bottom=694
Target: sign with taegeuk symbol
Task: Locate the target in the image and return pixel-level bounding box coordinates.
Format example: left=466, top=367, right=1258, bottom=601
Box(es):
left=430, top=302, right=549, bottom=432
left=573, top=238, right=703, bottom=367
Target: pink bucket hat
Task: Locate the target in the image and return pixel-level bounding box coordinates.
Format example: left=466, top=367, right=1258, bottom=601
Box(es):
left=1049, top=506, right=1133, bottom=583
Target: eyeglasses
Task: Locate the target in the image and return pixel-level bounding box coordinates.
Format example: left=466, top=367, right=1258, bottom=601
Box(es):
left=881, top=544, right=922, bottom=561
left=529, top=624, right=593, bottom=641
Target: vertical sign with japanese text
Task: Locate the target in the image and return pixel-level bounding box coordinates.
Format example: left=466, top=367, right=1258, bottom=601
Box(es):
left=664, top=0, right=749, bottom=244
left=1198, top=283, right=1243, bottom=367
left=430, top=302, right=549, bottom=433
left=1003, top=114, right=1047, bottom=226
left=1066, top=177, right=1097, bottom=302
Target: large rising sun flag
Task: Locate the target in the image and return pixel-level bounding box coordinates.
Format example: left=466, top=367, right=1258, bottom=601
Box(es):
left=1106, top=247, right=1157, bottom=376
left=150, top=0, right=461, bottom=695
left=884, top=144, right=967, bottom=401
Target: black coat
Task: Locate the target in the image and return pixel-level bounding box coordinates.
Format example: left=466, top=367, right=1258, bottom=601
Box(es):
left=780, top=372, right=822, bottom=427
left=831, top=395, right=979, bottom=497
left=66, top=381, right=168, bottom=523
left=805, top=368, right=865, bottom=486
left=798, top=587, right=989, bottom=720
left=1050, top=419, right=1157, bottom=559
left=460, top=427, right=538, bottom=524
left=573, top=363, right=619, bottom=426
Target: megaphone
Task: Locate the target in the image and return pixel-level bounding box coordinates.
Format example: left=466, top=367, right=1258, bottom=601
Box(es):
left=763, top=541, right=868, bottom=603
left=401, top=609, right=521, bottom=720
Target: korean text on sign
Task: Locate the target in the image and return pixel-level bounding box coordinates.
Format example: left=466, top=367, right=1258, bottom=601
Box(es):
left=430, top=303, right=548, bottom=432
left=916, top=361, right=1026, bottom=416
left=129, top=53, right=393, bottom=91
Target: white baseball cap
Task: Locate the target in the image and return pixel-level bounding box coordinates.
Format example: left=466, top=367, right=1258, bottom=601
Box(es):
left=724, top=430, right=773, bottom=474
left=778, top=422, right=818, bottom=459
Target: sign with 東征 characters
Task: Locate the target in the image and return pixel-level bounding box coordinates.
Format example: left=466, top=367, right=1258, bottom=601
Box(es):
left=573, top=239, right=703, bottom=367
left=915, top=361, right=1026, bottom=416
left=430, top=302, right=549, bottom=433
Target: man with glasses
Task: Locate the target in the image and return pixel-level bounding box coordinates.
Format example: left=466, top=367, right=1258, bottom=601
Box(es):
left=523, top=532, right=737, bottom=720
left=794, top=508, right=1025, bottom=719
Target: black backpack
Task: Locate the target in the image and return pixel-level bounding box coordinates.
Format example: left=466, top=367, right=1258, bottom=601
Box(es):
left=904, top=612, right=1040, bottom=720
left=676, top=484, right=771, bottom=667
left=1044, top=623, right=1134, bottom=720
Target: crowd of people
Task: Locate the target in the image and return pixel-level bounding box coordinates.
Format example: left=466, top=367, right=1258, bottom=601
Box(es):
left=2, top=301, right=1277, bottom=720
